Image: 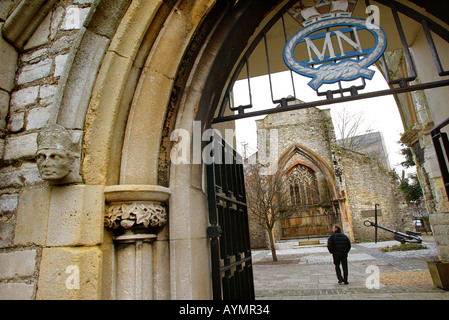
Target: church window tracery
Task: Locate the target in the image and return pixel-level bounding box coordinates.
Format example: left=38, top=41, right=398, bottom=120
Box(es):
left=288, top=164, right=320, bottom=206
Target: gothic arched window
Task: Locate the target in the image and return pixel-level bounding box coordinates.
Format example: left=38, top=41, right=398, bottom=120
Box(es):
left=288, top=164, right=320, bottom=206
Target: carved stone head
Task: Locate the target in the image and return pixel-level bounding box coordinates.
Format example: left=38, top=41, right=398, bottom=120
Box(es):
left=35, top=124, right=82, bottom=185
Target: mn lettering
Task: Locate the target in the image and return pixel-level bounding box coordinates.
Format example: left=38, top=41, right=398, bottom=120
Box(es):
left=304, top=27, right=362, bottom=64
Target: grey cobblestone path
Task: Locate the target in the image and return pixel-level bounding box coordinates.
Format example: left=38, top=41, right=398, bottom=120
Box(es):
left=351, top=244, right=427, bottom=271
left=252, top=238, right=449, bottom=300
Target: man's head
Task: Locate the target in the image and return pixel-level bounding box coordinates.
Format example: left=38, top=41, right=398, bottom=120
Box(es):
left=333, top=224, right=342, bottom=232
left=36, top=124, right=80, bottom=184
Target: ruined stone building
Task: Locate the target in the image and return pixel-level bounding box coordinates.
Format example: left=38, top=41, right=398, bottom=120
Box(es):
left=0, top=0, right=448, bottom=300
left=247, top=106, right=412, bottom=248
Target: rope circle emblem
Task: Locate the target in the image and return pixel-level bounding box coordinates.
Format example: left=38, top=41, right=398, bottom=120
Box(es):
left=283, top=17, right=387, bottom=90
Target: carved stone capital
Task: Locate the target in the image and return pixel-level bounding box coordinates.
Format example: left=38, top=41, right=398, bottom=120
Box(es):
left=401, top=121, right=434, bottom=147
left=105, top=201, right=167, bottom=230
left=104, top=185, right=171, bottom=234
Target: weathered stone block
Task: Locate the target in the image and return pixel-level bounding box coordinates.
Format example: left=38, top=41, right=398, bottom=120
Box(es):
left=24, top=12, right=51, bottom=50
left=15, top=187, right=51, bottom=246
left=61, top=6, right=91, bottom=30
left=49, top=33, right=78, bottom=54
left=10, top=86, right=39, bottom=111
left=0, top=193, right=18, bottom=214
left=20, top=162, right=43, bottom=186
left=39, top=84, right=57, bottom=105
left=21, top=48, right=48, bottom=64
left=0, top=283, right=35, bottom=300
left=46, top=185, right=104, bottom=247
left=0, top=163, right=42, bottom=189
left=0, top=33, right=18, bottom=92
left=0, top=167, right=23, bottom=189
left=0, top=221, right=14, bottom=248
left=17, top=58, right=52, bottom=85
left=54, top=53, right=68, bottom=78
left=50, top=7, right=65, bottom=40
left=7, top=111, right=24, bottom=132
left=26, top=106, right=51, bottom=130
left=3, top=133, right=38, bottom=160
left=36, top=246, right=102, bottom=300
left=0, top=89, right=9, bottom=130
left=0, top=250, right=37, bottom=280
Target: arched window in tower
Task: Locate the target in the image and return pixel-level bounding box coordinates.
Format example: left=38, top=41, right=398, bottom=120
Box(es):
left=288, top=164, right=320, bottom=206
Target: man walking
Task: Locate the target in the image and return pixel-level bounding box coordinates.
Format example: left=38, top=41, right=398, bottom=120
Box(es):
left=327, top=224, right=351, bottom=284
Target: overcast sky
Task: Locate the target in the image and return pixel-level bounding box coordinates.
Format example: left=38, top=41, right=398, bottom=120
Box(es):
left=233, top=66, right=408, bottom=174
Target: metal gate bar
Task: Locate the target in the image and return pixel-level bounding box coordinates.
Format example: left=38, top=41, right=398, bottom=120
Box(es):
left=213, top=78, right=449, bottom=123
left=206, top=133, right=255, bottom=300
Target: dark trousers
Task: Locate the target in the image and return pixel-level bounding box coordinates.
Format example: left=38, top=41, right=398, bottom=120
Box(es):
left=333, top=254, right=348, bottom=283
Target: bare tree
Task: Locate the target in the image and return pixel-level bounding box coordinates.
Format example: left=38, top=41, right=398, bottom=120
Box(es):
left=333, top=106, right=373, bottom=152
left=244, top=163, right=296, bottom=261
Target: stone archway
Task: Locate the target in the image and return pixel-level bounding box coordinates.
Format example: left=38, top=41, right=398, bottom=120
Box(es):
left=79, top=0, right=286, bottom=300
left=82, top=0, right=222, bottom=300
left=278, top=143, right=340, bottom=200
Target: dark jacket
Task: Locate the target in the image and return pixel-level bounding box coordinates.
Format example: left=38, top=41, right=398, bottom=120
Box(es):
left=327, top=231, right=351, bottom=256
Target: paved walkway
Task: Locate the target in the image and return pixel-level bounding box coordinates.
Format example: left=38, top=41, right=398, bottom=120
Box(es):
left=252, top=237, right=449, bottom=300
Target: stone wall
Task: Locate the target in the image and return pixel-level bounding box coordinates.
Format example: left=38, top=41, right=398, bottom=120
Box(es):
left=256, top=106, right=335, bottom=166
left=0, top=0, right=97, bottom=300
left=0, top=0, right=217, bottom=301
left=340, top=148, right=413, bottom=241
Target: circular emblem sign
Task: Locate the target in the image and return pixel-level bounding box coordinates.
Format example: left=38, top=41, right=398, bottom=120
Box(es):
left=283, top=17, right=387, bottom=90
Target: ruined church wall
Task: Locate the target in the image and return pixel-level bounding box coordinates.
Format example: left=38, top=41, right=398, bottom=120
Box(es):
left=340, top=148, right=413, bottom=241
left=257, top=107, right=335, bottom=165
